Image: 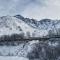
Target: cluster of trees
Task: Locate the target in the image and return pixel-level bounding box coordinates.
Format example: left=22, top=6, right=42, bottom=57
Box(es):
left=0, top=33, right=25, bottom=41
left=48, top=28, right=60, bottom=37
left=0, top=31, right=33, bottom=42
left=27, top=40, right=60, bottom=60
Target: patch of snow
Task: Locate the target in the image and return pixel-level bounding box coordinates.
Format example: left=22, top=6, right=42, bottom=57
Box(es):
left=48, top=42, right=58, bottom=47
left=0, top=56, right=29, bottom=60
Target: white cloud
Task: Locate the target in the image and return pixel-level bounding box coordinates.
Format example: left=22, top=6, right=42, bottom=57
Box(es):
left=0, top=0, right=60, bottom=20
left=0, top=0, right=45, bottom=16
left=21, top=0, right=60, bottom=20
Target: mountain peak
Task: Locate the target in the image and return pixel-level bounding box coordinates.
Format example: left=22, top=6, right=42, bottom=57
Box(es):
left=14, top=15, right=24, bottom=20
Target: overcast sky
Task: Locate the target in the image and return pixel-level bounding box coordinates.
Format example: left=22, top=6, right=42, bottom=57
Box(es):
left=0, top=0, right=60, bottom=20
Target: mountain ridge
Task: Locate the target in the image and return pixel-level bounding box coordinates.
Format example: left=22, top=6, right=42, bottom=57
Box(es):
left=0, top=15, right=60, bottom=37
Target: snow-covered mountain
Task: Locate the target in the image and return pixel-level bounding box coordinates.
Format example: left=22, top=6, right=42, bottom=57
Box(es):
left=15, top=15, right=57, bottom=30
left=0, top=16, right=36, bottom=36
left=0, top=15, right=48, bottom=37
left=0, top=15, right=60, bottom=37
left=15, top=15, right=60, bottom=36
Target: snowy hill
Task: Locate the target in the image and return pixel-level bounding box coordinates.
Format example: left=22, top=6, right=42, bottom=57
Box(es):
left=0, top=16, right=36, bottom=37
left=0, top=15, right=60, bottom=37
left=0, top=15, right=49, bottom=37
left=15, top=15, right=60, bottom=30
left=15, top=15, right=60, bottom=36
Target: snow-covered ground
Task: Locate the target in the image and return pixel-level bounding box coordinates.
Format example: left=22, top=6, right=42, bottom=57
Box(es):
left=0, top=56, right=29, bottom=60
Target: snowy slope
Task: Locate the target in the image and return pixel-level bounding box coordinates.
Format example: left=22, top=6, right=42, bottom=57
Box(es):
left=0, top=16, right=36, bottom=36
left=0, top=15, right=60, bottom=37
left=0, top=56, right=29, bottom=60
left=15, top=15, right=60, bottom=36
left=0, top=15, right=49, bottom=37
left=15, top=15, right=59, bottom=29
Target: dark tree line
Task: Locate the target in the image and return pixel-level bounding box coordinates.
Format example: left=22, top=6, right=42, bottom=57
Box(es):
left=0, top=28, right=60, bottom=42
left=0, top=33, right=25, bottom=42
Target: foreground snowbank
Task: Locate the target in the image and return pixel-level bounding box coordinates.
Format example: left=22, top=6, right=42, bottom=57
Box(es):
left=0, top=56, right=29, bottom=60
